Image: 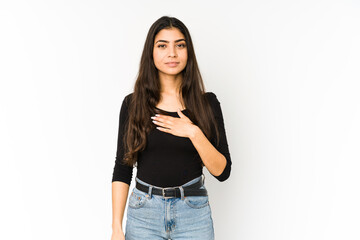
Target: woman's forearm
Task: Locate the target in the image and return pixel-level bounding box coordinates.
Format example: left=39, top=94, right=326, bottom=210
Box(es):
left=189, top=126, right=227, bottom=177
left=112, top=181, right=130, bottom=232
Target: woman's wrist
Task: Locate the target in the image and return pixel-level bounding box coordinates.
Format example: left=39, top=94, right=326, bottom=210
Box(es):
left=112, top=223, right=123, bottom=233
left=189, top=125, right=202, bottom=140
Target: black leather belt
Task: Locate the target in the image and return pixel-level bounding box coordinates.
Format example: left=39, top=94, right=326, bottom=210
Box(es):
left=135, top=177, right=208, bottom=198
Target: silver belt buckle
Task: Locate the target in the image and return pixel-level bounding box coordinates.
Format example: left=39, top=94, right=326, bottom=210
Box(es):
left=162, top=187, right=176, bottom=199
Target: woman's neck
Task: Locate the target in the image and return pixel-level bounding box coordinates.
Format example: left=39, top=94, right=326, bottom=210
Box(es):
left=158, top=73, right=183, bottom=94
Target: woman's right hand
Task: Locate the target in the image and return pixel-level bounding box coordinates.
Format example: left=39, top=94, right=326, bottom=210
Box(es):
left=111, top=230, right=125, bottom=240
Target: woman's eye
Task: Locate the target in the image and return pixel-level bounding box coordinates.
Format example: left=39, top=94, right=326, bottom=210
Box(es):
left=157, top=44, right=186, bottom=48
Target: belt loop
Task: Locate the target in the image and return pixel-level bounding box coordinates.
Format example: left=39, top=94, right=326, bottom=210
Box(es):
left=147, top=186, right=153, bottom=199
left=179, top=186, right=184, bottom=201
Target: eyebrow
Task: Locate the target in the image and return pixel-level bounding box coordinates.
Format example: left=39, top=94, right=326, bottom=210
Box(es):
left=155, top=39, right=186, bottom=44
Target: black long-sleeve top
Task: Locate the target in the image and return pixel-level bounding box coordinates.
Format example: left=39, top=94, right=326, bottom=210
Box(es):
left=111, top=92, right=232, bottom=187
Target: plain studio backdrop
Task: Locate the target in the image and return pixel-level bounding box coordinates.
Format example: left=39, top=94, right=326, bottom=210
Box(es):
left=1, top=0, right=359, bottom=239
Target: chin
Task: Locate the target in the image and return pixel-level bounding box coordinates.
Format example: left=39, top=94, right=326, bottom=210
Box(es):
left=161, top=69, right=185, bottom=76
left=163, top=72, right=182, bottom=76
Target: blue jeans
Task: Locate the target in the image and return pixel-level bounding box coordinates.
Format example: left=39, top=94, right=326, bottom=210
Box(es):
left=125, top=174, right=215, bottom=240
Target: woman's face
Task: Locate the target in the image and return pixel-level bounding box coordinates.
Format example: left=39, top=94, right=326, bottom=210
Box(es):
left=153, top=28, right=188, bottom=77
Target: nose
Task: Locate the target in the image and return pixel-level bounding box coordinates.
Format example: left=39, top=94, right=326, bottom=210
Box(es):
left=168, top=45, right=177, bottom=58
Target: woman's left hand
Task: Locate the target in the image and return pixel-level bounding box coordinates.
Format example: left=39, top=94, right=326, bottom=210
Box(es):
left=151, top=108, right=198, bottom=138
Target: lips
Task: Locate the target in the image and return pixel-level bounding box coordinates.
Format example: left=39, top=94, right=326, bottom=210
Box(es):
left=165, top=62, right=179, bottom=67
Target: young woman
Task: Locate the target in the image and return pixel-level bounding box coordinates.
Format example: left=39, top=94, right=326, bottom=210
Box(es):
left=111, top=16, right=232, bottom=240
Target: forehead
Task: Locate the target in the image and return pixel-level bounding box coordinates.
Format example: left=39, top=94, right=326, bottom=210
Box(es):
left=154, top=28, right=185, bottom=42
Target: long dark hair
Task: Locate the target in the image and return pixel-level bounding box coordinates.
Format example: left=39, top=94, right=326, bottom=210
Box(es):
left=122, top=16, right=220, bottom=167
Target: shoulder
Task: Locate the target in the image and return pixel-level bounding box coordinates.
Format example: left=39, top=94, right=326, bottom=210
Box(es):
left=204, top=91, right=223, bottom=118
left=125, top=92, right=133, bottom=101
left=204, top=91, right=220, bottom=105
left=122, top=92, right=134, bottom=107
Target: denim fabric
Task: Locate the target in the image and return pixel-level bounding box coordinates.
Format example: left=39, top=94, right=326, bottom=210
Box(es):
left=125, top=174, right=215, bottom=240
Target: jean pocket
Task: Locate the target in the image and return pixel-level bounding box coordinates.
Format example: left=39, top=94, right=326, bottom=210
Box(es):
left=184, top=195, right=209, bottom=209
left=128, top=187, right=148, bottom=209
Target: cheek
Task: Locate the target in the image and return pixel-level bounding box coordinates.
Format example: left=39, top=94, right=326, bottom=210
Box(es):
left=153, top=50, right=164, bottom=63
left=181, top=52, right=188, bottom=64
left=153, top=51, right=158, bottom=62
